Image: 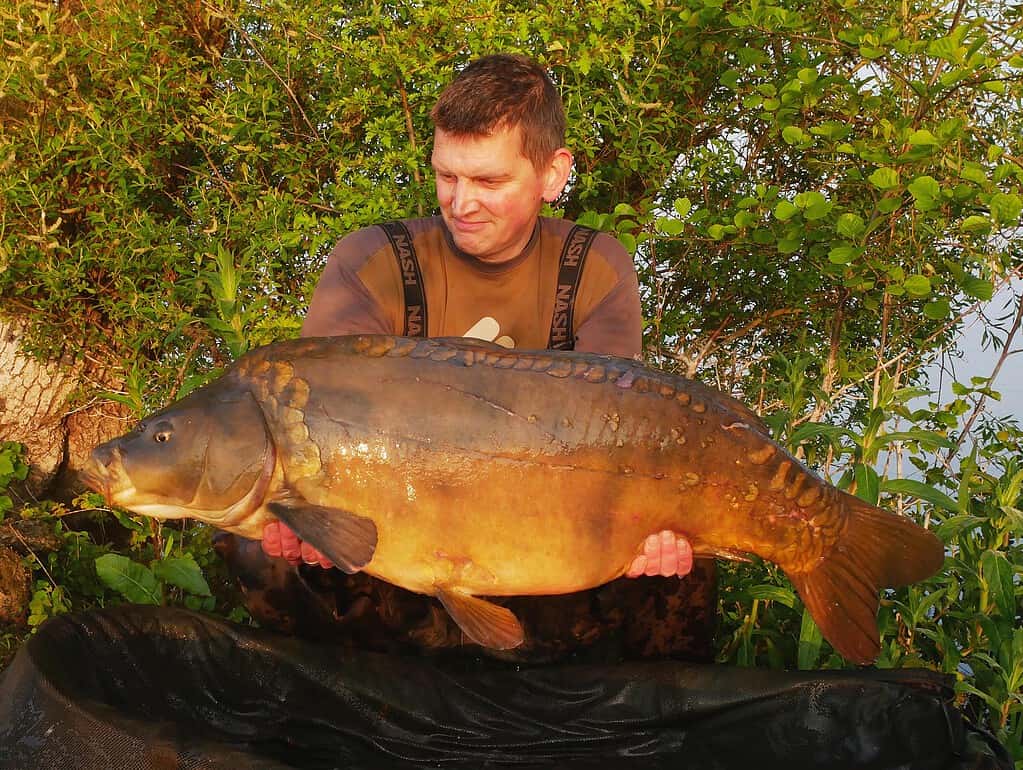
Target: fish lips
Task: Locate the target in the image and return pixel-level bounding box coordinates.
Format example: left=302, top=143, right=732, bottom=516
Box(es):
left=80, top=446, right=125, bottom=507
left=79, top=460, right=112, bottom=506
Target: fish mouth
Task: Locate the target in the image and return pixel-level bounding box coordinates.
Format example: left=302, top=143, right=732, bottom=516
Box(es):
left=80, top=450, right=130, bottom=508
left=79, top=461, right=113, bottom=506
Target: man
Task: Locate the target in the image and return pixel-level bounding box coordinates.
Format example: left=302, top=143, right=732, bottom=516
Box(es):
left=224, top=53, right=718, bottom=662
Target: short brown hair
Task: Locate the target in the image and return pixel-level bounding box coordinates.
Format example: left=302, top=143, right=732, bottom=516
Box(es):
left=430, top=54, right=566, bottom=169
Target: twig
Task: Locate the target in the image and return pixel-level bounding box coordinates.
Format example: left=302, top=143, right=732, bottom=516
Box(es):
left=822, top=268, right=1023, bottom=408
left=397, top=78, right=423, bottom=189
left=8, top=525, right=58, bottom=591
left=809, top=292, right=847, bottom=422
left=690, top=314, right=732, bottom=376
left=945, top=287, right=1023, bottom=462
left=230, top=20, right=318, bottom=139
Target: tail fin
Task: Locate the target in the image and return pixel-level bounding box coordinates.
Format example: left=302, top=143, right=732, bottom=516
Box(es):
left=789, top=494, right=945, bottom=664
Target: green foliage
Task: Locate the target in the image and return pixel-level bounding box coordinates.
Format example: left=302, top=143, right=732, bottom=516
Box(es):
left=0, top=442, right=30, bottom=521
left=95, top=543, right=212, bottom=605
left=12, top=494, right=241, bottom=633
left=1, top=0, right=1021, bottom=756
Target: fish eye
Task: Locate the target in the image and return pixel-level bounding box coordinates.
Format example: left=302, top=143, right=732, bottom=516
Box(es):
left=154, top=431, right=171, bottom=443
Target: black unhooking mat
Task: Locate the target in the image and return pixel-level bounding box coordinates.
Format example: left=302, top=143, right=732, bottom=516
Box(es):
left=0, top=606, right=1010, bottom=769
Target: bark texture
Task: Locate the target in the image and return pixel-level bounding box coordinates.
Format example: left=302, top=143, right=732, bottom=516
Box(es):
left=0, top=545, right=29, bottom=625
left=0, top=318, right=127, bottom=503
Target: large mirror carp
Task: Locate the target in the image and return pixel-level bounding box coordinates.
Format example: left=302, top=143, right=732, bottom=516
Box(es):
left=83, top=335, right=944, bottom=663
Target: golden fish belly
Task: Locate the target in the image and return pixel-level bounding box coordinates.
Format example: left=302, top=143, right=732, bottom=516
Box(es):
left=291, top=433, right=834, bottom=598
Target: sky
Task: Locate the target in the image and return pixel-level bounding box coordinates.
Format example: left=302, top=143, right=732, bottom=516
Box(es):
left=925, top=280, right=1022, bottom=429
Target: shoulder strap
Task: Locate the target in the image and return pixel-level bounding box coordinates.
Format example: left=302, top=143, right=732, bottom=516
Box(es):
left=378, top=221, right=427, bottom=337
left=548, top=225, right=600, bottom=350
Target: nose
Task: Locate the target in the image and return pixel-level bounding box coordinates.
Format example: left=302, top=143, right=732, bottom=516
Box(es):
left=90, top=442, right=118, bottom=469
left=450, top=180, right=479, bottom=218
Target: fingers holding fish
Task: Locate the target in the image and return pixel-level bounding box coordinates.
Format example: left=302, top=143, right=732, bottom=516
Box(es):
left=654, top=531, right=678, bottom=577
left=301, top=540, right=334, bottom=569
left=263, top=520, right=335, bottom=568
left=262, top=521, right=283, bottom=558
left=674, top=534, right=694, bottom=577
left=626, top=530, right=694, bottom=578
left=277, top=522, right=303, bottom=564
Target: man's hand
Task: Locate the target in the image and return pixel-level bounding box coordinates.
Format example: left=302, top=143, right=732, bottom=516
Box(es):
left=627, top=530, right=693, bottom=578
left=262, top=521, right=335, bottom=569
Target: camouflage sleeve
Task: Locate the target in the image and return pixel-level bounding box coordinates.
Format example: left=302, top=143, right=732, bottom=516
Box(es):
left=572, top=233, right=643, bottom=359
left=301, top=227, right=398, bottom=337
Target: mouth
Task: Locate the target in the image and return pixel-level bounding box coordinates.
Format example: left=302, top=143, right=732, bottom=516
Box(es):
left=80, top=451, right=125, bottom=507
left=451, top=218, right=488, bottom=233
left=79, top=462, right=111, bottom=505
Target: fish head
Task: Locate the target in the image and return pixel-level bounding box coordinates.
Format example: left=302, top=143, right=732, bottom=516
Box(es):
left=82, top=382, right=276, bottom=528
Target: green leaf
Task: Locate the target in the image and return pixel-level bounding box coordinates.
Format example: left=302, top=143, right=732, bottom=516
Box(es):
left=794, top=191, right=832, bottom=220
left=720, top=69, right=741, bottom=91
left=908, top=175, right=940, bottom=201
left=980, top=550, right=1015, bottom=620
left=959, top=164, right=988, bottom=185
left=804, top=200, right=833, bottom=221
left=95, top=554, right=161, bottom=605
left=903, top=274, right=931, bottom=297
left=934, top=514, right=986, bottom=542
left=854, top=463, right=880, bottom=505
left=836, top=213, right=865, bottom=239
left=798, top=607, right=823, bottom=669
left=960, top=215, right=992, bottom=233
left=923, top=299, right=950, bottom=319
left=788, top=422, right=854, bottom=446
left=927, top=36, right=964, bottom=63
left=877, top=197, right=902, bottom=214
left=782, top=126, right=806, bottom=144
left=673, top=198, right=692, bottom=218
left=707, top=224, right=726, bottom=240
left=655, top=217, right=685, bottom=236
left=961, top=275, right=994, bottom=301
left=774, top=201, right=799, bottom=221
left=908, top=129, right=940, bottom=146
left=881, top=478, right=958, bottom=512
left=878, top=430, right=956, bottom=450
left=868, top=168, right=900, bottom=190
left=733, top=211, right=758, bottom=228
left=747, top=584, right=797, bottom=608
left=152, top=555, right=211, bottom=597
left=828, top=245, right=858, bottom=264
left=989, top=193, right=1022, bottom=226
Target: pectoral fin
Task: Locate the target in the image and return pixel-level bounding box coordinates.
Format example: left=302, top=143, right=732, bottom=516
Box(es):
left=268, top=495, right=377, bottom=574
left=435, top=588, right=525, bottom=650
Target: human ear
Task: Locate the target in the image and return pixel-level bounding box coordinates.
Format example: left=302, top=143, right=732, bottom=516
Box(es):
left=541, top=148, right=574, bottom=202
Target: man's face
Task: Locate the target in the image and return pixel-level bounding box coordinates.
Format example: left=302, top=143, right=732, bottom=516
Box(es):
left=431, top=125, right=567, bottom=265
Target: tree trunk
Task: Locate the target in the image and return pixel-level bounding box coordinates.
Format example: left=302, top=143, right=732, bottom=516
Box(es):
left=0, top=317, right=127, bottom=504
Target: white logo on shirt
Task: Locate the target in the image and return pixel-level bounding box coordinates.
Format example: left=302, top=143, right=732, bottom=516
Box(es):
left=463, top=317, right=515, bottom=348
